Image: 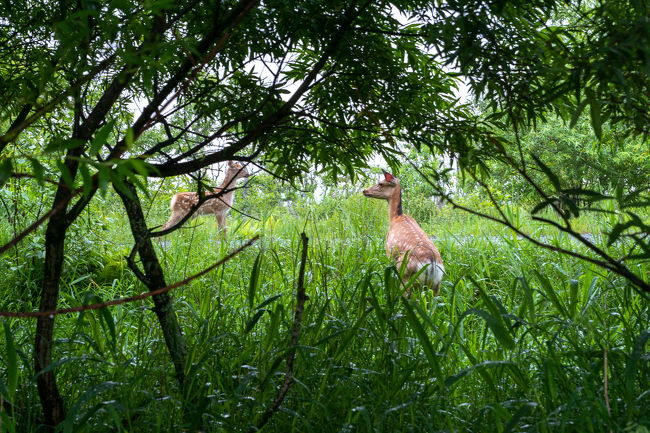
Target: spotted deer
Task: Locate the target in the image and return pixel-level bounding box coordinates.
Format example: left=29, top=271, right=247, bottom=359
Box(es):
left=363, top=170, right=444, bottom=295
left=160, top=161, right=250, bottom=239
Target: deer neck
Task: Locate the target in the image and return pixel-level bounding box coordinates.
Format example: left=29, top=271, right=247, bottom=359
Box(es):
left=387, top=186, right=403, bottom=221
left=218, top=170, right=238, bottom=192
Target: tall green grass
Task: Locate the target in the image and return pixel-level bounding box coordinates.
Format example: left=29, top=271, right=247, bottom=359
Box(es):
left=0, top=189, right=648, bottom=432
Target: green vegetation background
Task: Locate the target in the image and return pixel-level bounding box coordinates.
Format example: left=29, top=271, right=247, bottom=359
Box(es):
left=0, top=151, right=648, bottom=432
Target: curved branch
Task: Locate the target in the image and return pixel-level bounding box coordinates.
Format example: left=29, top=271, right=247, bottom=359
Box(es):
left=0, top=236, right=258, bottom=318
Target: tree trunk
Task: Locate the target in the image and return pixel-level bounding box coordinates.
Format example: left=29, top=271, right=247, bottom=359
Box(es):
left=34, top=144, right=85, bottom=427
left=34, top=222, right=67, bottom=427
left=114, top=181, right=188, bottom=386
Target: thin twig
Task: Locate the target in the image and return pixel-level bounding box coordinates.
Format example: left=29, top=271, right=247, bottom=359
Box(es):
left=400, top=152, right=650, bottom=293
left=250, top=232, right=309, bottom=433
left=0, top=188, right=80, bottom=256
left=0, top=235, right=258, bottom=318
left=142, top=0, right=261, bottom=134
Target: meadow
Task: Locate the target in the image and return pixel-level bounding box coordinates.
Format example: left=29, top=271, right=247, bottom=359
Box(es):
left=0, top=179, right=649, bottom=432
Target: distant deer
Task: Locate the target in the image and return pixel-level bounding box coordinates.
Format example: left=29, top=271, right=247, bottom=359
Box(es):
left=160, top=161, right=250, bottom=239
left=363, top=170, right=444, bottom=295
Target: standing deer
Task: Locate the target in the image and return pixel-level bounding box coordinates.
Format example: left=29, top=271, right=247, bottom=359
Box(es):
left=363, top=169, right=444, bottom=295
left=160, top=161, right=250, bottom=239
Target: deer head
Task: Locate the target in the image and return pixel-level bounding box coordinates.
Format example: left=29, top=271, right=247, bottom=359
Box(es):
left=227, top=160, right=250, bottom=181
left=363, top=169, right=399, bottom=200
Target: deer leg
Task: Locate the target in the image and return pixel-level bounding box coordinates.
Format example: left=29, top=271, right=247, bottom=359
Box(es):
left=215, top=212, right=227, bottom=242
left=432, top=282, right=441, bottom=296
left=160, top=210, right=187, bottom=234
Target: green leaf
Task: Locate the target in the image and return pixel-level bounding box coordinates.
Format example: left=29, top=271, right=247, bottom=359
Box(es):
left=476, top=285, right=505, bottom=322
left=402, top=299, right=442, bottom=378
left=518, top=276, right=536, bottom=325
left=263, top=303, right=283, bottom=354
left=108, top=166, right=133, bottom=200
left=530, top=153, right=560, bottom=191
left=444, top=360, right=516, bottom=389
left=126, top=158, right=153, bottom=177
left=257, top=352, right=286, bottom=391
left=254, top=293, right=282, bottom=310
left=248, top=251, right=263, bottom=310
left=561, top=187, right=608, bottom=203
left=125, top=127, right=135, bottom=148
left=28, top=157, right=44, bottom=186
left=531, top=198, right=555, bottom=215
left=608, top=220, right=635, bottom=245
left=30, top=356, right=89, bottom=382
left=534, top=271, right=568, bottom=318
left=244, top=309, right=267, bottom=334
left=333, top=309, right=369, bottom=362
left=615, top=183, right=624, bottom=202
left=356, top=271, right=372, bottom=317
left=63, top=381, right=121, bottom=433
left=559, top=193, right=580, bottom=218
left=503, top=402, right=537, bottom=433
left=468, top=308, right=515, bottom=351
left=585, top=88, right=602, bottom=140
left=569, top=98, right=588, bottom=129
left=568, top=279, right=579, bottom=319
left=45, top=137, right=84, bottom=153
left=56, top=159, right=75, bottom=189
left=309, top=299, right=330, bottom=345
left=78, top=162, right=93, bottom=198
left=98, top=306, right=116, bottom=351
left=89, top=120, right=114, bottom=156
left=384, top=265, right=400, bottom=308
left=0, top=158, right=12, bottom=188
left=124, top=164, right=149, bottom=198
left=579, top=276, right=600, bottom=320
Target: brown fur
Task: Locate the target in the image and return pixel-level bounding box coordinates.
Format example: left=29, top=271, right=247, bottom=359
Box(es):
left=363, top=171, right=444, bottom=295
left=160, top=161, right=249, bottom=239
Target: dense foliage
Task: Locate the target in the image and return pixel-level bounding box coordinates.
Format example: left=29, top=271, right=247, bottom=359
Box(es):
left=457, top=115, right=650, bottom=204
left=0, top=0, right=648, bottom=431
left=2, top=186, right=649, bottom=432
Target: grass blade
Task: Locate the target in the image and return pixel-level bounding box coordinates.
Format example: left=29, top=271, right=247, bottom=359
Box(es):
left=444, top=360, right=515, bottom=390
left=249, top=251, right=263, bottom=310
left=2, top=320, right=17, bottom=404
left=63, top=381, right=121, bottom=433
left=624, top=330, right=650, bottom=407
left=518, top=276, right=536, bottom=326
left=468, top=308, right=515, bottom=351
left=244, top=309, right=267, bottom=334
left=534, top=271, right=569, bottom=318
left=402, top=299, right=442, bottom=378
left=98, top=307, right=116, bottom=351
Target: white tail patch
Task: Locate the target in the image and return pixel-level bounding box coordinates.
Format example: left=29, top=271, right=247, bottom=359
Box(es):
left=418, top=262, right=444, bottom=294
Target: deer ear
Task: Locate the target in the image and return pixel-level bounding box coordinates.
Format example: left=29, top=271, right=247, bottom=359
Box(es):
left=382, top=169, right=394, bottom=182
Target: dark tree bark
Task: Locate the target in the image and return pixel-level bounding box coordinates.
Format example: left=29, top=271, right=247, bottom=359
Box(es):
left=33, top=58, right=143, bottom=431
left=34, top=227, right=68, bottom=427
left=113, top=181, right=188, bottom=386
left=34, top=147, right=84, bottom=427
left=30, top=4, right=260, bottom=426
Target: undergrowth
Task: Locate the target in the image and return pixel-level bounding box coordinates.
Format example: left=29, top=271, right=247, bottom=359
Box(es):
left=0, top=188, right=648, bottom=432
